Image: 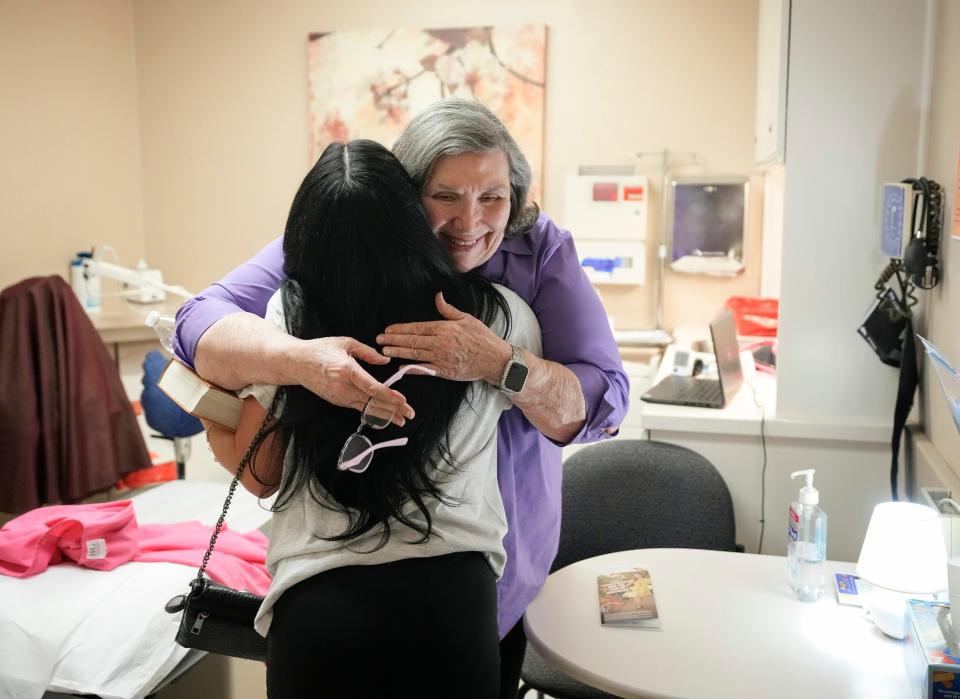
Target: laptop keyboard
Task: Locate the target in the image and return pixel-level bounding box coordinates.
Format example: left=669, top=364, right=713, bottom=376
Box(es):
left=672, top=379, right=723, bottom=404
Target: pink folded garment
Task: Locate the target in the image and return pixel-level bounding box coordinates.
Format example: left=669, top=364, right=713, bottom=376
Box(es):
left=0, top=502, right=271, bottom=593
left=136, top=522, right=271, bottom=595
left=0, top=501, right=139, bottom=577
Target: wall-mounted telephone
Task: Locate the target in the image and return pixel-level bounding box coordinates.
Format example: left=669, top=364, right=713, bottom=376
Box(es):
left=861, top=176, right=943, bottom=501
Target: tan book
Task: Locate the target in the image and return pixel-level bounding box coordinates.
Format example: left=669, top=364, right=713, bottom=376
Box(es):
left=157, top=358, right=242, bottom=430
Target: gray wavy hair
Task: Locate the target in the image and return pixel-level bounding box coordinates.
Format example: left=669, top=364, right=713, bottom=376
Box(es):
left=392, top=99, right=540, bottom=236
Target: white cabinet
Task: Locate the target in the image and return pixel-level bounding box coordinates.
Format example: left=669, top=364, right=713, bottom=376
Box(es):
left=618, top=357, right=656, bottom=437
left=754, top=0, right=790, bottom=166
left=562, top=355, right=656, bottom=461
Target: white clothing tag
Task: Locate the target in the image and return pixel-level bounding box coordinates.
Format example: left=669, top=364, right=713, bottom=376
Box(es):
left=86, top=538, right=107, bottom=560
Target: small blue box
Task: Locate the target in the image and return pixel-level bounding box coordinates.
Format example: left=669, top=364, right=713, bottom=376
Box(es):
left=904, top=600, right=960, bottom=699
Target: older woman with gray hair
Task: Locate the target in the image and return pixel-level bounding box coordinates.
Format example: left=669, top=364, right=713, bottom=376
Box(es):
left=174, top=98, right=629, bottom=696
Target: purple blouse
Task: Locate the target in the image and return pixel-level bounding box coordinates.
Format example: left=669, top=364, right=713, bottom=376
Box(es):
left=174, top=213, right=630, bottom=636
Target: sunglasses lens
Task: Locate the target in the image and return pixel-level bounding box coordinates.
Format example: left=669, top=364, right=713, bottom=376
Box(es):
left=339, top=434, right=373, bottom=473
left=362, top=401, right=395, bottom=430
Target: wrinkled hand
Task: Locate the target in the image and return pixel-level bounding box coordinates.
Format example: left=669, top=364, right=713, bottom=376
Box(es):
left=376, top=292, right=511, bottom=384
left=297, top=336, right=413, bottom=426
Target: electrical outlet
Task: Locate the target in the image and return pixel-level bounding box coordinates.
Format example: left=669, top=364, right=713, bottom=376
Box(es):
left=921, top=487, right=960, bottom=558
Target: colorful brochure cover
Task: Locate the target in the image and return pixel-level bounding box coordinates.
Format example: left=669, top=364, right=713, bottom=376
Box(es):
left=597, top=567, right=660, bottom=628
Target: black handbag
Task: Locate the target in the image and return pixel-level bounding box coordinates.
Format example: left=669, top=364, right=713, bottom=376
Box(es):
left=165, top=420, right=270, bottom=662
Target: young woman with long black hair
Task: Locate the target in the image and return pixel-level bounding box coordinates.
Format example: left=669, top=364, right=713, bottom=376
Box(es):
left=202, top=139, right=540, bottom=698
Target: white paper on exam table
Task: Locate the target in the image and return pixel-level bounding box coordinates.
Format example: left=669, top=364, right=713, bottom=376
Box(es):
left=0, top=481, right=273, bottom=699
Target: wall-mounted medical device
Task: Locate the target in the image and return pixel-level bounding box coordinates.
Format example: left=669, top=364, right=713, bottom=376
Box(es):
left=564, top=174, right=649, bottom=285
left=862, top=176, right=944, bottom=502
left=862, top=177, right=944, bottom=366
left=880, top=183, right=915, bottom=259
left=879, top=179, right=943, bottom=290
left=666, top=176, right=748, bottom=276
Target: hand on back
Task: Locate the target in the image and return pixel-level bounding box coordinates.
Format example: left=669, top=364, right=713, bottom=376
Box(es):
left=376, top=292, right=512, bottom=385
left=298, top=336, right=414, bottom=427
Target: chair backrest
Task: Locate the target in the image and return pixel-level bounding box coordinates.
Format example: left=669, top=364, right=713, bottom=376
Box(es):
left=0, top=276, right=152, bottom=513
left=552, top=439, right=736, bottom=572
left=140, top=350, right=203, bottom=438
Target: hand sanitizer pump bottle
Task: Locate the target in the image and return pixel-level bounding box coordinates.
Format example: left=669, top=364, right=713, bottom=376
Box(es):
left=788, top=469, right=828, bottom=602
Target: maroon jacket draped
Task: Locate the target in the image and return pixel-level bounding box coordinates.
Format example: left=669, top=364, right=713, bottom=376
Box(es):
left=0, top=276, right=151, bottom=513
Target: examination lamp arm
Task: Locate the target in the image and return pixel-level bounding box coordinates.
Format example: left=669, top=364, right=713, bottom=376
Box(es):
left=82, top=259, right=194, bottom=300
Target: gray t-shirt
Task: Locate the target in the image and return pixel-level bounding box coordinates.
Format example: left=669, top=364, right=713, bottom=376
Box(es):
left=242, top=285, right=541, bottom=636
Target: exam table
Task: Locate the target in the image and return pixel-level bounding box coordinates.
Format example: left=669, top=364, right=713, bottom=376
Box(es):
left=0, top=480, right=273, bottom=699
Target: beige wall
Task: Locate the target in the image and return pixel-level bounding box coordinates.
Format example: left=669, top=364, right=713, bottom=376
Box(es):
left=1, top=0, right=760, bottom=321
left=0, top=0, right=145, bottom=290
left=921, top=0, right=960, bottom=477
left=132, top=0, right=761, bottom=328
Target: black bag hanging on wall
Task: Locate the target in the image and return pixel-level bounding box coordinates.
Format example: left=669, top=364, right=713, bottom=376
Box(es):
left=164, top=420, right=270, bottom=662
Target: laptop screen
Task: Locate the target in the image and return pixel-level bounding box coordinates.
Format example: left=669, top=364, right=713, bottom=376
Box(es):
left=710, top=309, right=743, bottom=399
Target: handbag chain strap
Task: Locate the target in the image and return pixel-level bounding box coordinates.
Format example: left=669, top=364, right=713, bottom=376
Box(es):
left=195, top=417, right=272, bottom=585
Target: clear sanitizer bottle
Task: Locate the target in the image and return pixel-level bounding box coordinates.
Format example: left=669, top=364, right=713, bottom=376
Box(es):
left=787, top=469, right=827, bottom=602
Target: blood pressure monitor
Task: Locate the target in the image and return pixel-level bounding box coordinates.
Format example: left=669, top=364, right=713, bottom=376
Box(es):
left=671, top=349, right=703, bottom=377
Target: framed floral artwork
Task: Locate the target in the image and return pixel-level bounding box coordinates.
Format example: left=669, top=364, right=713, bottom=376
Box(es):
left=307, top=24, right=547, bottom=202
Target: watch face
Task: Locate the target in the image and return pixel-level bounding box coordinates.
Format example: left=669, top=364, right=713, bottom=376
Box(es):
left=504, top=362, right=529, bottom=392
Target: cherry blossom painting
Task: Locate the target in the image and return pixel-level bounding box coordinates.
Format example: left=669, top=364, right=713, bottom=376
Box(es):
left=307, top=24, right=546, bottom=202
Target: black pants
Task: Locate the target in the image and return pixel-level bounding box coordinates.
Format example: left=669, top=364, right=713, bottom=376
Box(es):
left=267, top=552, right=500, bottom=698
left=498, top=618, right=528, bottom=699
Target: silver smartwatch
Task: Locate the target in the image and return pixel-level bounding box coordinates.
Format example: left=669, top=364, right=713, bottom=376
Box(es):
left=498, top=345, right=529, bottom=395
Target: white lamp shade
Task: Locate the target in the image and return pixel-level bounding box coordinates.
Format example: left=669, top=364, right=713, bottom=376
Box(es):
left=856, top=502, right=947, bottom=593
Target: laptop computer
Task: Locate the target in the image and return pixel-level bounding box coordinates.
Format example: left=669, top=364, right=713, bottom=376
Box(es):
left=641, top=308, right=743, bottom=409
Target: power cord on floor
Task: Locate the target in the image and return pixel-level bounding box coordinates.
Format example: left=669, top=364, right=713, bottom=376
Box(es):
left=746, top=380, right=768, bottom=554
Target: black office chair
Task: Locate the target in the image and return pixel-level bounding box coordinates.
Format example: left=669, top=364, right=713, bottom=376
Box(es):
left=517, top=439, right=738, bottom=699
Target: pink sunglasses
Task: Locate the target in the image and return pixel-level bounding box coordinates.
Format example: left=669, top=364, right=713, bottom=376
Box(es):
left=337, top=364, right=437, bottom=473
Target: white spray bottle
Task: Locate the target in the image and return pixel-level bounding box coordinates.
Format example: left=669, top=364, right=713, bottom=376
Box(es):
left=788, top=469, right=828, bottom=602
left=145, top=310, right=176, bottom=354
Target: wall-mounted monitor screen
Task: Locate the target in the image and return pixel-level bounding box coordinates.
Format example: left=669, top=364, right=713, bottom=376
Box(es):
left=667, top=176, right=748, bottom=276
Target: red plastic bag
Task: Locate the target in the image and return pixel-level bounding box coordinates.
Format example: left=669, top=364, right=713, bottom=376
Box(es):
left=114, top=453, right=177, bottom=491
left=725, top=296, right=779, bottom=337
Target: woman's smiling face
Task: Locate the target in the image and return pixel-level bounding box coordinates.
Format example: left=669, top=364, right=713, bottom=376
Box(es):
left=420, top=150, right=511, bottom=272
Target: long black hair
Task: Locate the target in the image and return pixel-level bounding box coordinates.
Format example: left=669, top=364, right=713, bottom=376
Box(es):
left=264, top=139, right=509, bottom=549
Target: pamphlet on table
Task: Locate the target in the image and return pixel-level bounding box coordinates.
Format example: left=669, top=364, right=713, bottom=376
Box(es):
left=597, top=567, right=660, bottom=628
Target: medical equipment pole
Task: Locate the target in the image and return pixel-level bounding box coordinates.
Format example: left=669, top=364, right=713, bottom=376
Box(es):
left=656, top=149, right=670, bottom=332
left=635, top=149, right=705, bottom=331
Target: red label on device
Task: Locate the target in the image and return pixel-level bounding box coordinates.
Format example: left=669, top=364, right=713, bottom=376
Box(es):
left=790, top=507, right=799, bottom=523
left=592, top=182, right=618, bottom=201
left=623, top=186, right=645, bottom=202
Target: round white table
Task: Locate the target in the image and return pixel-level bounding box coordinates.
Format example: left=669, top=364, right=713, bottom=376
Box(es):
left=523, top=548, right=913, bottom=699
